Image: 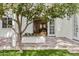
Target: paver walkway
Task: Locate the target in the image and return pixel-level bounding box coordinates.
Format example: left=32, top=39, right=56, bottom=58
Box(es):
left=0, top=37, right=79, bottom=53
left=22, top=37, right=79, bottom=53
left=0, top=37, right=12, bottom=50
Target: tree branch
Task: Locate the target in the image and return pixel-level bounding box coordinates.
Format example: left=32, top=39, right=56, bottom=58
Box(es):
left=21, top=21, right=33, bottom=34
left=20, top=15, right=22, bottom=28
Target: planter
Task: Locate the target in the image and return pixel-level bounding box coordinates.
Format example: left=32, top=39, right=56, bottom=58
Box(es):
left=22, top=36, right=46, bottom=43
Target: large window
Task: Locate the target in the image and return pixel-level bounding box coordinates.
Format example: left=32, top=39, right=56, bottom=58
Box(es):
left=2, top=17, right=12, bottom=28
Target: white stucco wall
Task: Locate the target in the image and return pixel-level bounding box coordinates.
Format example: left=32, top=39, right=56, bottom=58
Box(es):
left=55, top=16, right=73, bottom=40
left=55, top=18, right=63, bottom=37
left=62, top=16, right=73, bottom=39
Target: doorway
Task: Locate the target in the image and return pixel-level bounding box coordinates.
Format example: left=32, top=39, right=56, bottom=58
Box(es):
left=33, top=20, right=47, bottom=36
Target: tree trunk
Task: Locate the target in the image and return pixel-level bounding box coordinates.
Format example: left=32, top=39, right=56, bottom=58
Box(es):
left=16, top=15, right=23, bottom=53
left=16, top=33, right=23, bottom=53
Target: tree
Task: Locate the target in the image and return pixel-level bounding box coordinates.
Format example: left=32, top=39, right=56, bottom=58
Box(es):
left=8, top=3, right=46, bottom=52
left=0, top=3, right=78, bottom=52
left=0, top=4, right=4, bottom=18
left=46, top=3, right=78, bottom=20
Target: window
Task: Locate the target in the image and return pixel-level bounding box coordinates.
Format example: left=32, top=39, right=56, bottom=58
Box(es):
left=2, top=17, right=12, bottom=28
left=49, top=19, right=55, bottom=34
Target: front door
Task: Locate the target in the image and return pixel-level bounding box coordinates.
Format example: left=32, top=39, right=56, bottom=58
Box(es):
left=48, top=19, right=55, bottom=36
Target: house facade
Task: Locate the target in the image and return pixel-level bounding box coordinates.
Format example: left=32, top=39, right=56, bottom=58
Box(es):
left=0, top=9, right=79, bottom=47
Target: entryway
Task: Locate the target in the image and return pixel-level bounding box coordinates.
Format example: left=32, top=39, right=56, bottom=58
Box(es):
left=33, top=20, right=47, bottom=36
left=33, top=19, right=56, bottom=36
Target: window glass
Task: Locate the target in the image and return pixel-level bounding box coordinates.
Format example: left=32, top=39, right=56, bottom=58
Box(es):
left=2, top=17, right=12, bottom=28
left=49, top=19, right=55, bottom=34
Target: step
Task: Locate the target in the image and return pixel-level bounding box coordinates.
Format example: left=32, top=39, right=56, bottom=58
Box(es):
left=68, top=47, right=79, bottom=53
